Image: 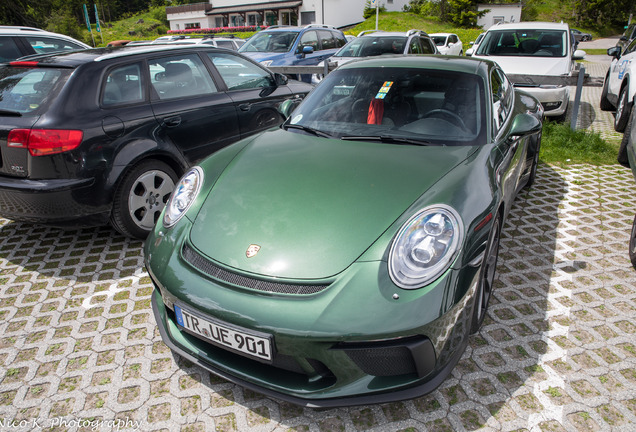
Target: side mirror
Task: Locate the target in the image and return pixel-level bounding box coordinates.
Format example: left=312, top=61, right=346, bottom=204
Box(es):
left=274, top=72, right=288, bottom=86
left=607, top=46, right=621, bottom=58
left=572, top=49, right=586, bottom=60
left=301, top=45, right=314, bottom=57
left=509, top=113, right=542, bottom=139
left=469, top=41, right=475, bottom=46
left=278, top=98, right=301, bottom=119
left=466, top=48, right=474, bottom=56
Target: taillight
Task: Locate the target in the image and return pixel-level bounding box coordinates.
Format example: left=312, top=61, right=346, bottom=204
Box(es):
left=7, top=129, right=83, bottom=156
left=9, top=61, right=39, bottom=67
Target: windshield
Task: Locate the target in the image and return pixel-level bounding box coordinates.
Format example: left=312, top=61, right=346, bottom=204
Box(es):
left=431, top=36, right=448, bottom=46
left=286, top=67, right=486, bottom=146
left=0, top=66, right=70, bottom=114
left=475, top=29, right=568, bottom=57
left=239, top=31, right=299, bottom=53
left=334, top=36, right=407, bottom=57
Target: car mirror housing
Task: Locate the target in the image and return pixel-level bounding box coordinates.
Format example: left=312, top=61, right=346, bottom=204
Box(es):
left=607, top=46, right=621, bottom=58
left=465, top=48, right=474, bottom=56
left=509, top=113, right=542, bottom=139
left=274, top=72, right=288, bottom=87
left=278, top=99, right=300, bottom=119
left=302, top=45, right=314, bottom=56
left=572, top=49, right=586, bottom=60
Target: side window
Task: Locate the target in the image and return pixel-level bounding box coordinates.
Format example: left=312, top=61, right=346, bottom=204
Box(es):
left=103, top=63, right=144, bottom=106
left=149, top=54, right=217, bottom=100
left=334, top=32, right=347, bottom=48
left=208, top=53, right=273, bottom=90
left=24, top=36, right=85, bottom=54
left=491, top=69, right=513, bottom=131
left=626, top=39, right=636, bottom=55
left=298, top=30, right=318, bottom=52
left=0, top=36, right=24, bottom=62
left=318, top=30, right=336, bottom=50
left=421, top=39, right=436, bottom=54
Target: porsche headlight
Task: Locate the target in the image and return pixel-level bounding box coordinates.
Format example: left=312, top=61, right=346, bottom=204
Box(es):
left=163, top=167, right=203, bottom=228
left=389, top=205, right=463, bottom=289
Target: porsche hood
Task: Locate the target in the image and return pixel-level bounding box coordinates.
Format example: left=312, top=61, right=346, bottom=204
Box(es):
left=189, top=130, right=476, bottom=280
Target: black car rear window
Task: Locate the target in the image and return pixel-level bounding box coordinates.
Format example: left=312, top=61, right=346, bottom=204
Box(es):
left=0, top=66, right=71, bottom=114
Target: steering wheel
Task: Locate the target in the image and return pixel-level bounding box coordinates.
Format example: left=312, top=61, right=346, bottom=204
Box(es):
left=422, top=109, right=467, bottom=130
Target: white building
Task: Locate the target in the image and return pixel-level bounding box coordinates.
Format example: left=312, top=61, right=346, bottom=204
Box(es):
left=476, top=3, right=523, bottom=29
left=166, top=0, right=410, bottom=31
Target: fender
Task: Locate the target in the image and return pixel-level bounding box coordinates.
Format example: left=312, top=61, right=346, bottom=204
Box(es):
left=105, top=137, right=188, bottom=201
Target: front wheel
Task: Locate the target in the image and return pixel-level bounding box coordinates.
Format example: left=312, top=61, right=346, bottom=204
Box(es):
left=470, top=215, right=502, bottom=334
left=110, top=160, right=178, bottom=239
left=617, top=103, right=634, bottom=166
left=630, top=215, right=636, bottom=269
left=615, top=86, right=632, bottom=132
left=600, top=73, right=613, bottom=111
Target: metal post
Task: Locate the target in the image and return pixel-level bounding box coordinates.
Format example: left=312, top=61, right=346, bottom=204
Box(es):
left=570, top=66, right=585, bottom=130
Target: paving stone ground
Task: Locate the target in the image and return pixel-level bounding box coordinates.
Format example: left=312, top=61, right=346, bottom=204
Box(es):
left=0, top=45, right=635, bottom=432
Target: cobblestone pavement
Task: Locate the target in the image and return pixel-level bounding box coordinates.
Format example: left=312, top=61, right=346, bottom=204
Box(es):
left=1, top=57, right=635, bottom=432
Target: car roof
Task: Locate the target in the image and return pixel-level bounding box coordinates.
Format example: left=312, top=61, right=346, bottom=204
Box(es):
left=10, top=45, right=235, bottom=67
left=487, top=21, right=570, bottom=31
left=0, top=26, right=90, bottom=47
left=430, top=33, right=454, bottom=37
left=338, top=54, right=490, bottom=76
left=357, top=30, right=430, bottom=38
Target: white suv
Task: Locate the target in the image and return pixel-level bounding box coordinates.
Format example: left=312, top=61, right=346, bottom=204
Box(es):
left=602, top=38, right=636, bottom=164
left=0, top=26, right=89, bottom=62
left=471, top=22, right=586, bottom=120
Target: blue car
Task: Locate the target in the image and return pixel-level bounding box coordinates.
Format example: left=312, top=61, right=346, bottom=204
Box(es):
left=239, top=24, right=347, bottom=81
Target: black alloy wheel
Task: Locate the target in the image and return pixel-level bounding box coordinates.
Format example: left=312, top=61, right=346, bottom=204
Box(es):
left=615, top=86, right=632, bottom=132
left=470, top=215, right=502, bottom=334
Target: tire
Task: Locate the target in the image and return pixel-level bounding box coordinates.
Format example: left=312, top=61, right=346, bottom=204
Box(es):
left=110, top=160, right=178, bottom=239
left=629, top=214, right=636, bottom=270
left=617, top=104, right=634, bottom=166
left=524, top=140, right=540, bottom=189
left=470, top=215, right=502, bottom=334
left=615, top=85, right=632, bottom=132
left=600, top=73, right=614, bottom=111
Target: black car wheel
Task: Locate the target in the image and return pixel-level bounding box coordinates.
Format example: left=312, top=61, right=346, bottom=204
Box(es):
left=615, top=86, right=632, bottom=132
left=600, top=73, right=614, bottom=111
left=630, top=214, right=636, bottom=269
left=617, top=105, right=634, bottom=166
left=470, top=215, right=502, bottom=334
left=111, top=160, right=178, bottom=239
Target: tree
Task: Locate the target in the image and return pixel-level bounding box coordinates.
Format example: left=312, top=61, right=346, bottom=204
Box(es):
left=446, top=0, right=486, bottom=27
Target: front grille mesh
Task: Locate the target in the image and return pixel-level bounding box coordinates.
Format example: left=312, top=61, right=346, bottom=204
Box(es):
left=182, top=244, right=329, bottom=295
left=345, top=346, right=417, bottom=377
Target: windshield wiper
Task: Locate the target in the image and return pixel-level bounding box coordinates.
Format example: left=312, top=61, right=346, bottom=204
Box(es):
left=0, top=108, right=22, bottom=116
left=284, top=123, right=333, bottom=138
left=341, top=135, right=430, bottom=146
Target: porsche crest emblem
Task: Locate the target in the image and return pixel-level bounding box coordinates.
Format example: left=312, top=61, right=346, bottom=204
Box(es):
left=246, top=244, right=261, bottom=258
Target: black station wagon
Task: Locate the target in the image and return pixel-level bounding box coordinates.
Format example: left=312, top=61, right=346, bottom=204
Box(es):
left=0, top=45, right=312, bottom=238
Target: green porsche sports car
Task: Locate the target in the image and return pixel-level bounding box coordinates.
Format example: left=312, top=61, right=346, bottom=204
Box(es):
left=144, top=55, right=543, bottom=407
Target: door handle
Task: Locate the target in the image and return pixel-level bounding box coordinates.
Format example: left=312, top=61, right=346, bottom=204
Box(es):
left=162, top=116, right=181, bottom=127
left=239, top=103, right=252, bottom=112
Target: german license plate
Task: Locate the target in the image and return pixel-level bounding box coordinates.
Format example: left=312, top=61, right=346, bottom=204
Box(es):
left=174, top=305, right=273, bottom=362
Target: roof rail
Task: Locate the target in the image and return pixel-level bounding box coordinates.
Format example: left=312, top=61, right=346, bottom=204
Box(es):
left=405, top=29, right=428, bottom=37
left=265, top=25, right=290, bottom=29
left=0, top=25, right=45, bottom=32
left=357, top=29, right=381, bottom=37
left=304, top=24, right=337, bottom=30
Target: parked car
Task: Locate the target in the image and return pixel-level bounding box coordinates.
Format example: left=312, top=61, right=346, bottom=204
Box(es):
left=312, top=29, right=437, bottom=83
left=0, top=45, right=312, bottom=238
left=624, top=108, right=636, bottom=267
left=238, top=24, right=347, bottom=81
left=617, top=23, right=636, bottom=53
left=571, top=29, right=592, bottom=42
left=602, top=38, right=636, bottom=164
left=471, top=22, right=586, bottom=121
left=465, top=32, right=485, bottom=56
left=164, top=35, right=246, bottom=50
left=0, top=25, right=89, bottom=62
left=430, top=32, right=463, bottom=55
left=145, top=55, right=543, bottom=407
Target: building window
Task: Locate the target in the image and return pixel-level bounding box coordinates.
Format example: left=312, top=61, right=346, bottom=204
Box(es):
left=493, top=16, right=505, bottom=25
left=185, top=23, right=201, bottom=29
left=248, top=14, right=256, bottom=26
left=301, top=11, right=316, bottom=25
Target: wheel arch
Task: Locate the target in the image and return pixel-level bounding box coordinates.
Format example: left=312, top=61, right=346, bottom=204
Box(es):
left=105, top=139, right=188, bottom=204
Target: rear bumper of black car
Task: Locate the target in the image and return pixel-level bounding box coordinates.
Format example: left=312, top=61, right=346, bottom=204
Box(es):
left=0, top=176, right=111, bottom=227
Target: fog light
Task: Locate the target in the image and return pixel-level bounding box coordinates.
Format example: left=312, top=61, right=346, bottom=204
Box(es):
left=542, top=101, right=562, bottom=111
